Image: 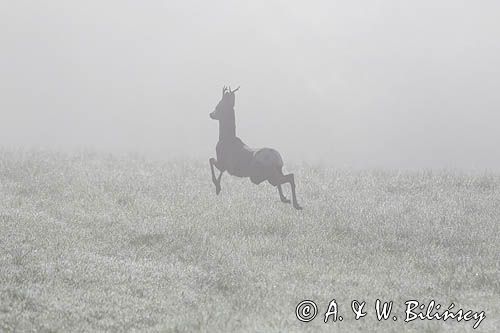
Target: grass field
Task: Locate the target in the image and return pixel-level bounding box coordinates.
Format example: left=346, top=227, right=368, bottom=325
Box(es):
left=0, top=150, right=499, bottom=332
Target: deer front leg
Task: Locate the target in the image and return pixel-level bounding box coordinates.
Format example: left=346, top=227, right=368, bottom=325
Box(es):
left=277, top=184, right=291, bottom=203
left=209, top=158, right=224, bottom=195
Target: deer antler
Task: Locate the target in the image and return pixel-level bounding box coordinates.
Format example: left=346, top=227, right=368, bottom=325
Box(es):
left=231, top=86, right=240, bottom=93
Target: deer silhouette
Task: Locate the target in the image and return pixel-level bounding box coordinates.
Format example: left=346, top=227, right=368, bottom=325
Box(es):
left=209, top=86, right=302, bottom=210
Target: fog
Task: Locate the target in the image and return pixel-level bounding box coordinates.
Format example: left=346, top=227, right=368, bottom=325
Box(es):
left=2, top=1, right=499, bottom=169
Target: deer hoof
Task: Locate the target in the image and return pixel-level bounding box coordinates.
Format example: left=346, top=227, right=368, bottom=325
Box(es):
left=293, top=203, right=303, bottom=210
left=281, top=198, right=291, bottom=204
left=215, top=185, right=221, bottom=195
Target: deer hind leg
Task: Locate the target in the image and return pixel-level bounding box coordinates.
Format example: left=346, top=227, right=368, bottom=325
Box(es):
left=209, top=158, right=225, bottom=195
left=278, top=173, right=302, bottom=210
left=267, top=167, right=292, bottom=204
left=277, top=184, right=291, bottom=204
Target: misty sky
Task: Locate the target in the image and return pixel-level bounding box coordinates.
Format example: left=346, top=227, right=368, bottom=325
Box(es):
left=1, top=1, right=499, bottom=168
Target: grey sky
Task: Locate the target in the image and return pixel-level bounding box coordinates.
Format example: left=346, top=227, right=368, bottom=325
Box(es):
left=1, top=1, right=499, bottom=168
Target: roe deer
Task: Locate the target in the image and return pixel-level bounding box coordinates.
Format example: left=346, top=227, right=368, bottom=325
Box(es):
left=209, top=86, right=302, bottom=210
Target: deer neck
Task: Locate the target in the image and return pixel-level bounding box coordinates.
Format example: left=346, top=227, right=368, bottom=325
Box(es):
left=219, top=110, right=236, bottom=141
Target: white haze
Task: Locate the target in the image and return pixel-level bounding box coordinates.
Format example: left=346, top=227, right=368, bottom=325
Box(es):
left=1, top=0, right=499, bottom=169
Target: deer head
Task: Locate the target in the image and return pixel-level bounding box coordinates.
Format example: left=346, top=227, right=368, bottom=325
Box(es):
left=210, top=85, right=240, bottom=120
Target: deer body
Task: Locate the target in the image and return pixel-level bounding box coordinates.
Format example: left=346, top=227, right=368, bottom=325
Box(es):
left=209, top=86, right=302, bottom=209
